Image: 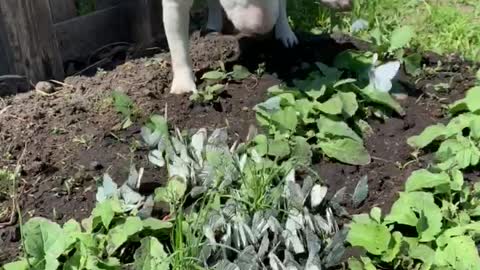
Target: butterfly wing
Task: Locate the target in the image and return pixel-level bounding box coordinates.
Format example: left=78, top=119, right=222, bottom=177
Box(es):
left=372, top=61, right=400, bottom=92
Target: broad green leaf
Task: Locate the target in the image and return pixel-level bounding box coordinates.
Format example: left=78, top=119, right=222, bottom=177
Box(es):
left=292, top=136, right=312, bottom=165
left=201, top=70, right=227, bottom=80
left=385, top=192, right=442, bottom=242
left=449, top=98, right=468, bottom=114
left=404, top=53, right=422, bottom=76
left=405, top=239, right=435, bottom=266
left=370, top=207, right=382, bottom=223
left=23, top=217, right=67, bottom=270
left=450, top=87, right=480, bottom=114
left=436, top=222, right=480, bottom=247
left=112, top=91, right=134, bottom=116
left=271, top=106, right=298, bottom=132
left=255, top=96, right=281, bottom=113
left=168, top=178, right=187, bottom=200
left=470, top=116, right=480, bottom=139
left=92, top=199, right=122, bottom=229
left=133, top=237, right=170, bottom=270
left=230, top=65, right=251, bottom=81
left=106, top=216, right=144, bottom=255
left=306, top=88, right=326, bottom=100
left=268, top=138, right=291, bottom=158
left=316, top=62, right=343, bottom=81
left=435, top=136, right=480, bottom=169
left=205, top=84, right=225, bottom=95
left=333, top=50, right=371, bottom=76
left=465, top=86, right=480, bottom=112
left=314, top=95, right=343, bottom=115
left=317, top=116, right=362, bottom=142
left=435, top=236, right=480, bottom=270
left=337, top=92, right=358, bottom=118
left=142, top=218, right=173, bottom=231
left=381, top=231, right=403, bottom=262
left=445, top=113, right=479, bottom=137
left=360, top=257, right=376, bottom=270
left=254, top=135, right=290, bottom=158
left=407, top=124, right=447, bottom=148
left=347, top=217, right=391, bottom=255
left=388, top=26, right=415, bottom=52
left=295, top=98, right=315, bottom=124
left=318, top=138, right=370, bottom=165
left=347, top=258, right=364, bottom=270
left=3, top=260, right=29, bottom=270
left=253, top=134, right=268, bottom=156
left=360, top=85, right=405, bottom=116
left=405, top=169, right=450, bottom=192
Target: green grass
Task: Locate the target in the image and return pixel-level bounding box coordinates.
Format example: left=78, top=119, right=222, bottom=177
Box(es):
left=289, top=0, right=480, bottom=61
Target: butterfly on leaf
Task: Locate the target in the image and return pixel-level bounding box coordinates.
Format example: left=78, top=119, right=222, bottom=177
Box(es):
left=368, top=53, right=401, bottom=93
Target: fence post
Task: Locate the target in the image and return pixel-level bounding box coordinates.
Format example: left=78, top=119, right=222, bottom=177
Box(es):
left=129, top=0, right=164, bottom=47
left=49, top=0, right=77, bottom=23
left=0, top=0, right=64, bottom=84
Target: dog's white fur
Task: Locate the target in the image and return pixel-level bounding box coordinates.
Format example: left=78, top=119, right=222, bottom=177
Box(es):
left=162, top=0, right=351, bottom=94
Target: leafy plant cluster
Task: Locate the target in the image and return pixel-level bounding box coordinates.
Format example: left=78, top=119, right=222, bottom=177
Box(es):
left=4, top=114, right=368, bottom=270
left=190, top=65, right=252, bottom=104
left=141, top=115, right=367, bottom=269
left=408, top=86, right=480, bottom=171
left=254, top=58, right=404, bottom=166
left=347, top=168, right=480, bottom=270
left=111, top=90, right=141, bottom=130
left=3, top=169, right=172, bottom=270
left=345, top=81, right=480, bottom=269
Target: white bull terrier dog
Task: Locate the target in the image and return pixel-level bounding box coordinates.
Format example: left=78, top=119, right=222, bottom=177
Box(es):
left=162, top=0, right=351, bottom=94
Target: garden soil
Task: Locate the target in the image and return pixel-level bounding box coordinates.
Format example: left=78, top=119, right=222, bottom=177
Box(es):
left=0, top=30, right=477, bottom=264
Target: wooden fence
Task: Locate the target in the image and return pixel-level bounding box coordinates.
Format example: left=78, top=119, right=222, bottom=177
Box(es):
left=0, top=0, right=164, bottom=87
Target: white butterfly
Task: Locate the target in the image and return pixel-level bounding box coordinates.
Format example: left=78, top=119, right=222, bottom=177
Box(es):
left=368, top=53, right=401, bottom=93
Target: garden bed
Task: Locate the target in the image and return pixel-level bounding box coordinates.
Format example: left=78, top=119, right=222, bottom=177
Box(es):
left=0, top=29, right=478, bottom=266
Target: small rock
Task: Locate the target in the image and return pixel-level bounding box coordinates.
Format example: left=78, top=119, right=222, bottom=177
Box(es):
left=89, top=161, right=103, bottom=171
left=392, top=92, right=408, bottom=101
left=35, top=81, right=55, bottom=93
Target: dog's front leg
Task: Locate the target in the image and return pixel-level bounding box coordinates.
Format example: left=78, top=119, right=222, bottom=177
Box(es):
left=163, top=0, right=197, bottom=94
left=275, top=0, right=298, bottom=48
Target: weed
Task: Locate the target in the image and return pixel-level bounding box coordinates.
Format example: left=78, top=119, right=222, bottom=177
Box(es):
left=111, top=91, right=141, bottom=130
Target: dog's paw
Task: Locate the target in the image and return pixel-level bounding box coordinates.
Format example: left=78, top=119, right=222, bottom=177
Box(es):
left=275, top=25, right=298, bottom=48
left=170, top=70, right=197, bottom=94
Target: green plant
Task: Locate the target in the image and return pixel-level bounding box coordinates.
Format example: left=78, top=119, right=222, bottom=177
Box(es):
left=111, top=91, right=140, bottom=130
left=3, top=171, right=172, bottom=270
left=408, top=86, right=480, bottom=171
left=254, top=61, right=404, bottom=165
left=190, top=65, right=252, bottom=104
left=141, top=116, right=370, bottom=269
left=346, top=168, right=480, bottom=269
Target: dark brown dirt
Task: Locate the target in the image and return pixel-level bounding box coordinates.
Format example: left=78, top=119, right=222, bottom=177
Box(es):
left=0, top=28, right=478, bottom=265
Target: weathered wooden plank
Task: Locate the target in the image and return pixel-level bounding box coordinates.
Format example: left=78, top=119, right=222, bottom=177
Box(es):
left=0, top=0, right=65, bottom=83
left=127, top=0, right=165, bottom=47
left=96, top=0, right=122, bottom=10
left=0, top=17, right=14, bottom=75
left=128, top=0, right=154, bottom=47
left=55, top=5, right=132, bottom=61
left=49, top=0, right=77, bottom=23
